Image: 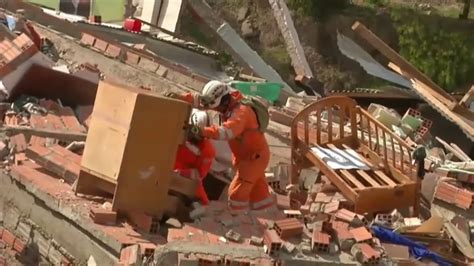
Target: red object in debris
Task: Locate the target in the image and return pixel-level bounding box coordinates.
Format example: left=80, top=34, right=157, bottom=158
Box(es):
left=123, top=18, right=142, bottom=33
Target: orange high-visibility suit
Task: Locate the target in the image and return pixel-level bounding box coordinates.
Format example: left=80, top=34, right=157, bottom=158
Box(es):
left=179, top=91, right=273, bottom=212
left=174, top=140, right=215, bottom=205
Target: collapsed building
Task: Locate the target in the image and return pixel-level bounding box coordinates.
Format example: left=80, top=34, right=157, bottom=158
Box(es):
left=0, top=0, right=472, bottom=265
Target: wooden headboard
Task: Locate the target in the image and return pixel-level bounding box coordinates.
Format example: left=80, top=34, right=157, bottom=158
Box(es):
left=291, top=96, right=358, bottom=147
left=291, top=96, right=415, bottom=181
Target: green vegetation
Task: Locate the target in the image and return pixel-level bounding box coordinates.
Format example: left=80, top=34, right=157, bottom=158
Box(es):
left=286, top=0, right=349, bottom=20
left=262, top=44, right=291, bottom=78
left=26, top=0, right=58, bottom=10
left=365, top=0, right=388, bottom=8
left=91, top=0, right=125, bottom=22
left=392, top=13, right=474, bottom=91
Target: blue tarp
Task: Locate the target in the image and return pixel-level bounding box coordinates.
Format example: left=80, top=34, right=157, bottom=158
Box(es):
left=371, top=225, right=452, bottom=266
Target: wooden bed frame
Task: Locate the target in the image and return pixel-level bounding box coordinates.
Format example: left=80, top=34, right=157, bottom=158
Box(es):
left=290, top=96, right=420, bottom=215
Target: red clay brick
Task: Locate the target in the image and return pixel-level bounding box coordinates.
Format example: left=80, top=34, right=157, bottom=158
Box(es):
left=90, top=207, right=117, bottom=225
left=355, top=243, right=381, bottom=264
left=195, top=254, right=223, bottom=265
left=1, top=229, right=15, bottom=247
left=275, top=194, right=291, bottom=210
left=312, top=230, right=330, bottom=253
left=13, top=238, right=26, bottom=254
left=105, top=44, right=121, bottom=58
left=9, top=133, right=27, bottom=153
left=25, top=144, right=80, bottom=184
left=263, top=229, right=282, bottom=254
left=178, top=253, right=198, bottom=265
left=274, top=218, right=303, bottom=239
left=29, top=136, right=47, bottom=147
left=335, top=208, right=357, bottom=223
left=125, top=51, right=140, bottom=65
left=80, top=33, right=96, bottom=46
left=93, top=38, right=108, bottom=52
left=58, top=107, right=85, bottom=133
left=350, top=227, right=372, bottom=243
left=167, top=228, right=187, bottom=242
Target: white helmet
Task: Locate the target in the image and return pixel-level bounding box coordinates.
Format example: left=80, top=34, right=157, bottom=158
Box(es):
left=190, top=109, right=209, bottom=129
left=201, top=80, right=231, bottom=109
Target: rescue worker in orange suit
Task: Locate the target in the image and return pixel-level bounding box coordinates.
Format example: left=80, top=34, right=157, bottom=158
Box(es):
left=174, top=109, right=216, bottom=206
left=166, top=81, right=274, bottom=214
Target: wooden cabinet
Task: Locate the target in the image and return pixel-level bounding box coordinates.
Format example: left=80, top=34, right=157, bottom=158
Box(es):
left=76, top=80, right=195, bottom=217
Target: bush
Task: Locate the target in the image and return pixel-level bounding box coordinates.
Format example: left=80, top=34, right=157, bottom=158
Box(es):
left=365, top=0, right=388, bottom=7
left=393, top=15, right=474, bottom=91
left=287, top=0, right=349, bottom=20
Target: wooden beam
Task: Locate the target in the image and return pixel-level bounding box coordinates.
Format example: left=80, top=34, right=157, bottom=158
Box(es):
left=460, top=86, right=474, bottom=107
left=1, top=126, right=87, bottom=142
left=352, top=22, right=457, bottom=110
left=388, top=63, right=456, bottom=109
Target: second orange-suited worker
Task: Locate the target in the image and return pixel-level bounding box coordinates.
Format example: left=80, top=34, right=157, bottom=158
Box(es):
left=166, top=80, right=274, bottom=214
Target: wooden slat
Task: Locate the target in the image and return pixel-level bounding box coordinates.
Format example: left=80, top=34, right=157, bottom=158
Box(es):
left=373, top=170, right=397, bottom=186
left=304, top=117, right=309, bottom=144
left=391, top=135, right=396, bottom=167
left=316, top=108, right=321, bottom=144
left=460, top=85, right=474, bottom=107
left=328, top=107, right=333, bottom=142
left=339, top=107, right=345, bottom=139
left=356, top=170, right=381, bottom=187
left=339, top=169, right=366, bottom=189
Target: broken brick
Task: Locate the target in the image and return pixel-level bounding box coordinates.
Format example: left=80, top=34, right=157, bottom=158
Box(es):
left=119, top=244, right=141, bottom=265
left=89, top=207, right=117, bottom=225
left=275, top=194, right=291, bottom=210
left=250, top=236, right=263, bottom=246
left=224, top=229, right=241, bottom=242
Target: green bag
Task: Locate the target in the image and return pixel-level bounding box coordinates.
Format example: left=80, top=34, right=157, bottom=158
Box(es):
left=240, top=96, right=270, bottom=132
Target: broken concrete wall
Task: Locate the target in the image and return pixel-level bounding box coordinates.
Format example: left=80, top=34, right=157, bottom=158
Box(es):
left=0, top=174, right=118, bottom=264
left=9, top=64, right=98, bottom=106
left=268, top=0, right=312, bottom=78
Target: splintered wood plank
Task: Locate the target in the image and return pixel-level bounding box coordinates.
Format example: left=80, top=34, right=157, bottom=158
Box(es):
left=374, top=170, right=397, bottom=186
left=356, top=170, right=381, bottom=187
left=339, top=170, right=365, bottom=189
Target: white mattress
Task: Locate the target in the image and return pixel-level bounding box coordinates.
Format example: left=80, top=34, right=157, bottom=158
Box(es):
left=311, top=147, right=370, bottom=170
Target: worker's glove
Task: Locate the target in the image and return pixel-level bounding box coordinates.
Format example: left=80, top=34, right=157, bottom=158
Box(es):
left=163, top=91, right=180, bottom=99
left=187, top=125, right=203, bottom=142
